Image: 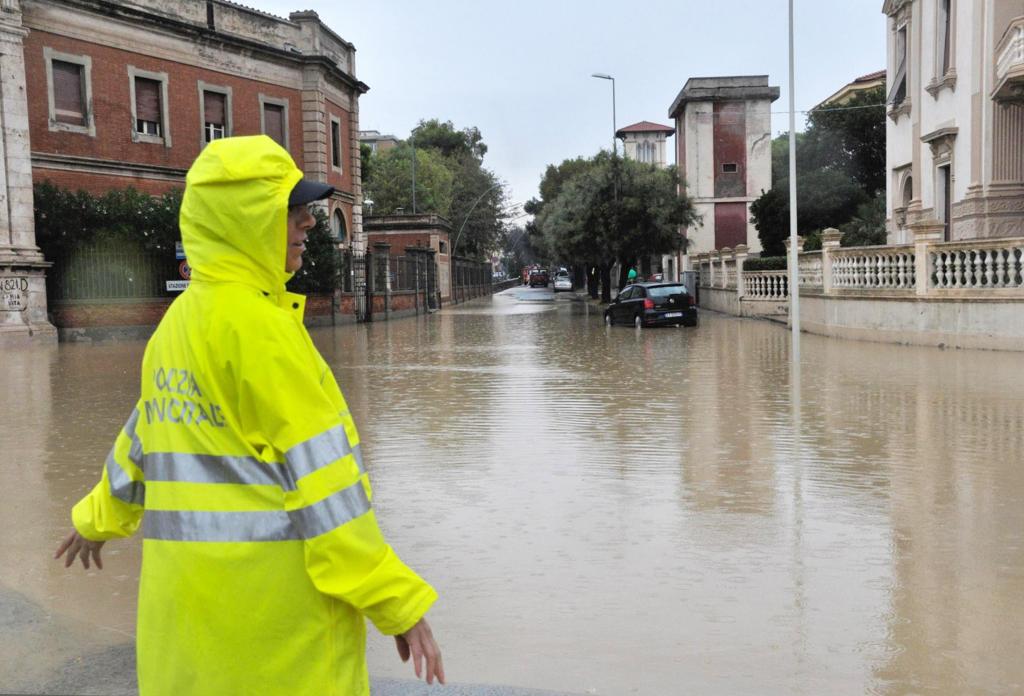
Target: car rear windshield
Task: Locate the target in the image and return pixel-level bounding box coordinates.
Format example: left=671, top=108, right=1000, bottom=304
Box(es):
left=647, top=285, right=688, bottom=298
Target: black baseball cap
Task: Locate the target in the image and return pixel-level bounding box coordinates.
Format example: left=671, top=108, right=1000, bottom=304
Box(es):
left=289, top=178, right=335, bottom=207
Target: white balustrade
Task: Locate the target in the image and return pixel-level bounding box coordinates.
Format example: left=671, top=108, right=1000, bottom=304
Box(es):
left=831, top=245, right=916, bottom=290
left=744, top=271, right=789, bottom=300
left=930, top=240, right=1024, bottom=289
left=798, top=253, right=823, bottom=288
left=723, top=260, right=737, bottom=289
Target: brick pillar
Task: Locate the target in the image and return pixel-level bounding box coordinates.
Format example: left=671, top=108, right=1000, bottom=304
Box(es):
left=0, top=2, right=56, bottom=343
left=373, top=241, right=390, bottom=318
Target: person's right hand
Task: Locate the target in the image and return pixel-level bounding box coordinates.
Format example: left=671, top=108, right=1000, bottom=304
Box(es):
left=394, top=617, right=445, bottom=685
left=54, top=530, right=105, bottom=570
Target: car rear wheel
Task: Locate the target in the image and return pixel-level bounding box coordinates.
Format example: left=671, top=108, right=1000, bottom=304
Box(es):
left=634, top=314, right=643, bottom=329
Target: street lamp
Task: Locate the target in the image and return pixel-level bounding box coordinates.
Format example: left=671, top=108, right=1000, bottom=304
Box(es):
left=591, top=73, right=617, bottom=156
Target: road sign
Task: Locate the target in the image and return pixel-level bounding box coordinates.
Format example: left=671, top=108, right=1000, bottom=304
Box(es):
left=179, top=260, right=191, bottom=280
left=175, top=242, right=186, bottom=260
left=166, top=280, right=189, bottom=292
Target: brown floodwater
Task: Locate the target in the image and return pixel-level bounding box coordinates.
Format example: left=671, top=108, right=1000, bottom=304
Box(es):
left=2, top=287, right=1023, bottom=694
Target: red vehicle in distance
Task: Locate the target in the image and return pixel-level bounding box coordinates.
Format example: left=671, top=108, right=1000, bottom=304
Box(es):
left=528, top=269, right=550, bottom=288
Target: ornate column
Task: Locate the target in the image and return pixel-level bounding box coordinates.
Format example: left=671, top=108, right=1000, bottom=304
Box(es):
left=0, top=1, right=55, bottom=343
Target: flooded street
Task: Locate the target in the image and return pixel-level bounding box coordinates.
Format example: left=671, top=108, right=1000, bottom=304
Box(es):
left=3, top=287, right=1024, bottom=695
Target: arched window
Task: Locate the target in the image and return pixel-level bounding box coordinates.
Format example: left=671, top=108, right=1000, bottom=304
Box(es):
left=902, top=175, right=913, bottom=209
left=332, top=209, right=347, bottom=244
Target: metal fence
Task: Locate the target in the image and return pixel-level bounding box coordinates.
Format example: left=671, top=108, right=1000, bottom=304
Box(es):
left=49, top=244, right=484, bottom=322
left=49, top=245, right=179, bottom=302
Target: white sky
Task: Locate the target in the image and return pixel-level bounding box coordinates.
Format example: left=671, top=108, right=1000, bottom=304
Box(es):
left=252, top=0, right=887, bottom=215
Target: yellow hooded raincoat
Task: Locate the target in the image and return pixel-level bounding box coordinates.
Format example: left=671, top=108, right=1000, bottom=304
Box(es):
left=72, top=135, right=437, bottom=696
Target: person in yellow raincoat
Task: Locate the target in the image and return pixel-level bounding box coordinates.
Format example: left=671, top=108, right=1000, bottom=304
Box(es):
left=55, top=135, right=444, bottom=694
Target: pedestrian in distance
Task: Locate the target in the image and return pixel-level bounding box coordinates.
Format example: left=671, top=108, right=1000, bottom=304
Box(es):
left=627, top=267, right=638, bottom=284
left=55, top=135, right=444, bottom=695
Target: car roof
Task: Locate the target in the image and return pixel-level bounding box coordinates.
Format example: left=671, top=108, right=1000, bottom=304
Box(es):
left=636, top=282, right=685, bottom=288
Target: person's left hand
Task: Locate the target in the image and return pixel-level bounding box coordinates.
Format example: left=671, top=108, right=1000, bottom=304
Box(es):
left=54, top=530, right=105, bottom=570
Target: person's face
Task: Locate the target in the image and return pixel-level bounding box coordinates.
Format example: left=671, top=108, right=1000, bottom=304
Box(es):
left=286, top=205, right=316, bottom=272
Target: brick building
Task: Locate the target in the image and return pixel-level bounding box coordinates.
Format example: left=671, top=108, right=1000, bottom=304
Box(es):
left=24, top=0, right=368, bottom=245
left=1, top=0, right=369, bottom=342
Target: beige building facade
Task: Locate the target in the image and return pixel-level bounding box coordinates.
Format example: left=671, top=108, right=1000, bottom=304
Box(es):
left=669, top=76, right=779, bottom=267
left=616, top=121, right=673, bottom=168
left=884, top=0, right=1024, bottom=244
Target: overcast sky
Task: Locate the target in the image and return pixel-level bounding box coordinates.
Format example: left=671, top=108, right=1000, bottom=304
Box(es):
left=253, top=0, right=887, bottom=217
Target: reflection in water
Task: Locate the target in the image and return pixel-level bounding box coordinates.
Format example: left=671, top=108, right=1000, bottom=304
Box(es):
left=1, top=291, right=1022, bottom=694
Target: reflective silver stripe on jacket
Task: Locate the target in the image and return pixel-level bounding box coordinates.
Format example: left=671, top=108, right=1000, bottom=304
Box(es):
left=144, top=509, right=299, bottom=542
left=288, top=479, right=371, bottom=539
left=136, top=426, right=361, bottom=490
left=143, top=480, right=371, bottom=542
left=281, top=425, right=364, bottom=490
left=107, top=409, right=145, bottom=506
left=144, top=451, right=282, bottom=487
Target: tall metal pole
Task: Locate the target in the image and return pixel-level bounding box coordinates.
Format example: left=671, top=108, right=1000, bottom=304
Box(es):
left=591, top=73, right=617, bottom=156
left=611, top=77, right=617, bottom=156
left=411, top=135, right=417, bottom=214
left=787, top=0, right=801, bottom=353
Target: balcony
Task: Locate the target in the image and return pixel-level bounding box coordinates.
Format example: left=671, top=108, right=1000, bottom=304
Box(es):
left=994, top=16, right=1024, bottom=103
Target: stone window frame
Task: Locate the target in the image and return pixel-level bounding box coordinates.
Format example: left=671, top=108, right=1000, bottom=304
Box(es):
left=926, top=0, right=958, bottom=97
left=887, top=8, right=912, bottom=122
left=198, top=81, right=233, bottom=147
left=329, top=114, right=343, bottom=175
left=43, top=47, right=95, bottom=137
left=258, top=94, right=290, bottom=152
left=891, top=164, right=914, bottom=237
left=331, top=207, right=348, bottom=244
left=127, top=66, right=171, bottom=147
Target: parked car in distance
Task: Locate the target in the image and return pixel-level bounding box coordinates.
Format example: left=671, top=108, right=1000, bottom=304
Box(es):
left=648, top=273, right=664, bottom=282
left=553, top=272, right=572, bottom=292
left=528, top=269, right=550, bottom=287
left=604, top=282, right=697, bottom=328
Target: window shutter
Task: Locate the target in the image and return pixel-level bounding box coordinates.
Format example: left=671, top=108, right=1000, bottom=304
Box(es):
left=263, top=103, right=285, bottom=146
left=203, top=91, right=225, bottom=125
left=53, top=61, right=85, bottom=125
left=135, top=78, right=161, bottom=122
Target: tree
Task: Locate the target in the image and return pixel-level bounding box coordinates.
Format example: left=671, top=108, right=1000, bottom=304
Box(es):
left=752, top=170, right=868, bottom=256
left=362, top=144, right=454, bottom=217
left=839, top=196, right=887, bottom=247
left=360, top=143, right=374, bottom=187
left=412, top=119, right=487, bottom=160
left=807, top=86, right=887, bottom=196
left=406, top=119, right=507, bottom=258
left=535, top=153, right=696, bottom=302
left=752, top=86, right=886, bottom=252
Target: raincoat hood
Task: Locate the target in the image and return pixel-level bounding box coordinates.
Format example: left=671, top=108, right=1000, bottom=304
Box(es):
left=180, top=135, right=303, bottom=293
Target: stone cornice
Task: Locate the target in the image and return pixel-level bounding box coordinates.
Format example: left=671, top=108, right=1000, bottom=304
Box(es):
left=32, top=152, right=188, bottom=181
left=881, top=0, right=911, bottom=18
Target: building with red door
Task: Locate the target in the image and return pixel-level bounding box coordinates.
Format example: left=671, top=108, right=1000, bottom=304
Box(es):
left=668, top=76, right=779, bottom=263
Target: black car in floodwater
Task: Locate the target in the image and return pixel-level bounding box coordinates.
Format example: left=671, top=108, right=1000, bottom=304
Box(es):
left=604, top=282, right=697, bottom=328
